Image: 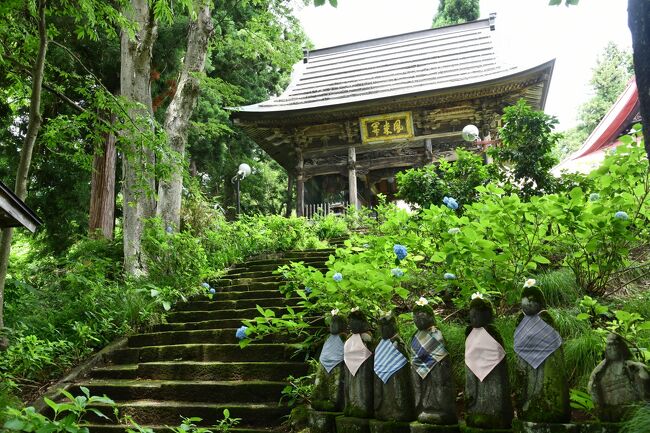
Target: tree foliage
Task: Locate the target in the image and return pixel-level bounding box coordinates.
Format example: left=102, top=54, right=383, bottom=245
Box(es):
left=432, top=0, right=480, bottom=28
left=490, top=99, right=560, bottom=199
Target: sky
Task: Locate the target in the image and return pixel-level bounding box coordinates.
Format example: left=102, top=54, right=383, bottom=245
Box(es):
left=294, top=0, right=633, bottom=131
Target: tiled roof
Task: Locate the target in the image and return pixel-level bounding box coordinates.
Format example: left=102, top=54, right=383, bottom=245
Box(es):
left=237, top=16, right=540, bottom=113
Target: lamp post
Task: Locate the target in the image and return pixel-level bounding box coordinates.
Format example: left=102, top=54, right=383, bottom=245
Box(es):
left=231, top=163, right=252, bottom=216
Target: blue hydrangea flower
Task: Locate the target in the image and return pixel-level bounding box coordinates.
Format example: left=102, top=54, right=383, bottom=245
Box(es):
left=443, top=196, right=459, bottom=210
left=333, top=272, right=343, bottom=282
left=393, top=244, right=408, bottom=260
left=304, top=286, right=312, bottom=295
left=614, top=211, right=629, bottom=220
left=448, top=227, right=461, bottom=235
left=209, top=288, right=216, bottom=295
left=235, top=326, right=248, bottom=340
left=165, top=226, right=173, bottom=234
left=202, top=282, right=210, bottom=289
left=443, top=272, right=457, bottom=280
left=391, top=268, right=404, bottom=278
left=589, top=193, right=600, bottom=202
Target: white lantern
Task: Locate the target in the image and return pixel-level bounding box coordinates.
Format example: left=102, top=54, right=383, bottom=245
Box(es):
left=462, top=124, right=480, bottom=142
left=237, top=163, right=252, bottom=179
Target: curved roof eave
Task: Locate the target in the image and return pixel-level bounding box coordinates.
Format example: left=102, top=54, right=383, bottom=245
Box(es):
left=232, top=59, right=555, bottom=118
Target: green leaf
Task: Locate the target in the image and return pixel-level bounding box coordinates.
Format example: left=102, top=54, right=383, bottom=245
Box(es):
left=549, top=0, right=562, bottom=4
left=3, top=419, right=25, bottom=430
left=576, top=313, right=590, bottom=321
left=411, top=255, right=425, bottom=262
left=162, top=301, right=171, bottom=311
left=533, top=255, right=550, bottom=264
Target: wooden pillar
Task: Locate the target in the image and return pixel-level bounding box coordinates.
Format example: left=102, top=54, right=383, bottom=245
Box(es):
left=424, top=138, right=433, bottom=164
left=296, top=148, right=305, bottom=217
left=348, top=146, right=359, bottom=209
left=284, top=173, right=294, bottom=217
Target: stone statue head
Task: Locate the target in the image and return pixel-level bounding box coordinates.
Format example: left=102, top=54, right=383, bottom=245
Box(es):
left=349, top=310, right=371, bottom=334
left=605, top=333, right=633, bottom=361
left=413, top=303, right=436, bottom=331
left=329, top=314, right=348, bottom=335
left=521, top=286, right=546, bottom=316
left=469, top=297, right=494, bottom=328
left=378, top=313, right=398, bottom=340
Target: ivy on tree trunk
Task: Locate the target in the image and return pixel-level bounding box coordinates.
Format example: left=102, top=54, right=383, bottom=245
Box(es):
left=628, top=0, right=650, bottom=161
left=0, top=0, right=47, bottom=348
left=120, top=0, right=158, bottom=276
left=157, top=2, right=214, bottom=229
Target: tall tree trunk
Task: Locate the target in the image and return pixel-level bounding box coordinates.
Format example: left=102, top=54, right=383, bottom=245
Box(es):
left=0, top=0, right=47, bottom=348
left=89, top=114, right=117, bottom=239
left=284, top=173, right=294, bottom=217
left=157, top=3, right=214, bottom=229
left=629, top=0, right=650, bottom=160
left=120, top=0, right=157, bottom=275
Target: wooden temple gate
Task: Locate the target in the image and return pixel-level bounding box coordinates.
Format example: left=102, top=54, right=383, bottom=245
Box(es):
left=233, top=15, right=554, bottom=217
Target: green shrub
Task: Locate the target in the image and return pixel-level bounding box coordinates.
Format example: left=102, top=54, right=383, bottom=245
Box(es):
left=537, top=268, right=582, bottom=307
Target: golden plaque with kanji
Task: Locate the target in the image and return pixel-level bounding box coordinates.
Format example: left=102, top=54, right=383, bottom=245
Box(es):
left=360, top=112, right=414, bottom=144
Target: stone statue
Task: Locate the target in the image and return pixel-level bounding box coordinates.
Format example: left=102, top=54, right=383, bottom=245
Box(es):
left=464, top=294, right=513, bottom=429
left=589, top=333, right=650, bottom=422
left=513, top=284, right=570, bottom=423
left=343, top=309, right=375, bottom=418
left=409, top=298, right=457, bottom=425
left=373, top=312, right=415, bottom=422
left=312, top=312, right=348, bottom=412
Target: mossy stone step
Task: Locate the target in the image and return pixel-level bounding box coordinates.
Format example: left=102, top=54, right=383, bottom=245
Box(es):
left=71, top=379, right=286, bottom=403
left=234, top=263, right=327, bottom=273
left=175, top=297, right=299, bottom=312
left=84, top=401, right=289, bottom=427
left=215, top=274, right=286, bottom=290
left=197, top=289, right=286, bottom=300
left=85, top=425, right=283, bottom=433
left=220, top=270, right=287, bottom=280
left=232, top=257, right=328, bottom=269
left=91, top=361, right=308, bottom=381
left=127, top=328, right=293, bottom=347
left=282, top=251, right=333, bottom=259
left=107, top=343, right=299, bottom=364
left=152, top=318, right=251, bottom=331
left=165, top=307, right=301, bottom=323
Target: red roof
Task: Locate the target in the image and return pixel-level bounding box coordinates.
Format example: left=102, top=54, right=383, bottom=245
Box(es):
left=571, top=77, right=639, bottom=160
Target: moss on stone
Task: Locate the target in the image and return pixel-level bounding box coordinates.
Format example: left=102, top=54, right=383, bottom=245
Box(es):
left=521, top=286, right=546, bottom=306
left=410, top=421, right=460, bottom=433
left=512, top=419, right=578, bottom=433
left=336, top=416, right=371, bottom=433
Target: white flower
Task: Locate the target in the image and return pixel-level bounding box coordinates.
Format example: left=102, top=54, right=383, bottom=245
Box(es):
left=415, top=297, right=429, bottom=306
left=331, top=308, right=339, bottom=316
left=350, top=306, right=359, bottom=312
left=471, top=292, right=484, bottom=300
left=523, top=278, right=536, bottom=288
left=448, top=227, right=461, bottom=235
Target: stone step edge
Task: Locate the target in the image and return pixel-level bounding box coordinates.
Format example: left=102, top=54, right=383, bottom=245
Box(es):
left=76, top=379, right=286, bottom=387
left=82, top=425, right=283, bottom=433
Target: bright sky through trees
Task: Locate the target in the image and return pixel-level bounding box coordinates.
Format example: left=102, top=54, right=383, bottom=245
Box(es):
left=295, top=0, right=632, bottom=130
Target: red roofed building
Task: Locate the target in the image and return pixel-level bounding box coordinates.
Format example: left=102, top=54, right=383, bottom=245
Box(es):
left=553, top=77, right=641, bottom=175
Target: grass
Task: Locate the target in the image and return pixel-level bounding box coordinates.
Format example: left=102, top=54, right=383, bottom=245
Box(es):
left=622, top=404, right=650, bottom=433
left=549, top=307, right=591, bottom=339
left=564, top=329, right=604, bottom=388
left=537, top=268, right=582, bottom=308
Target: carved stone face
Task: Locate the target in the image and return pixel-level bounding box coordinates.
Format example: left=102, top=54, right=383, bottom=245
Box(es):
left=469, top=307, right=492, bottom=328
left=605, top=334, right=627, bottom=361
left=330, top=315, right=347, bottom=335
left=414, top=310, right=435, bottom=331
left=521, top=296, right=542, bottom=316
left=379, top=316, right=398, bottom=340
left=349, top=313, right=370, bottom=334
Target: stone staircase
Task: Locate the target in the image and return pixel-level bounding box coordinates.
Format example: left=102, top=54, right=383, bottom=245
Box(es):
left=72, top=248, right=335, bottom=433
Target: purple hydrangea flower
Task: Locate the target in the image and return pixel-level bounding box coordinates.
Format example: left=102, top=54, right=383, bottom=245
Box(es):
left=333, top=272, right=343, bottom=282
left=393, top=244, right=408, bottom=261
left=614, top=211, right=629, bottom=220
left=443, top=196, right=459, bottom=210
left=235, top=326, right=248, bottom=340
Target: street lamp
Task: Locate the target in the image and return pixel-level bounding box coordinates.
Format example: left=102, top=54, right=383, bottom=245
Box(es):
left=231, top=163, right=252, bottom=216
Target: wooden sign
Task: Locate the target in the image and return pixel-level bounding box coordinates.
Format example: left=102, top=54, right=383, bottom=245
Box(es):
left=360, top=111, right=414, bottom=144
